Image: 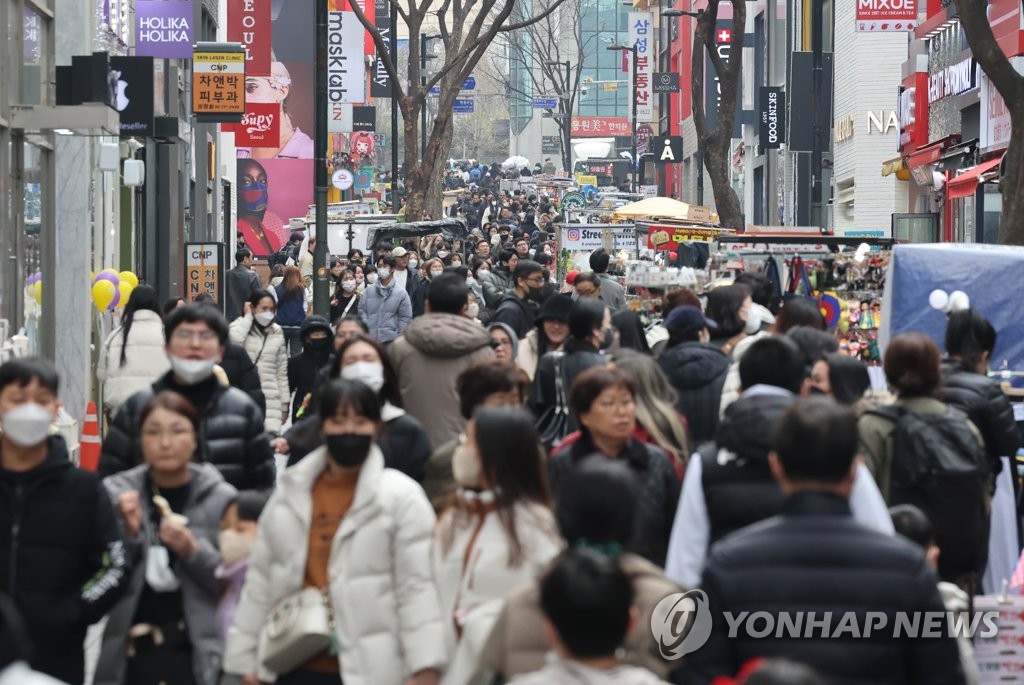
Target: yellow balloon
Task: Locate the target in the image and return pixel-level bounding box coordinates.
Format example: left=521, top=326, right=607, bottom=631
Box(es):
left=118, top=271, right=139, bottom=289
left=32, top=281, right=42, bottom=305
left=92, top=280, right=117, bottom=310
left=116, top=282, right=133, bottom=308
left=89, top=271, right=95, bottom=283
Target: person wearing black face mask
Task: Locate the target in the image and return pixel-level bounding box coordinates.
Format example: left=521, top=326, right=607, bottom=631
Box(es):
left=492, top=260, right=545, bottom=338
left=287, top=316, right=335, bottom=422
left=223, top=379, right=445, bottom=685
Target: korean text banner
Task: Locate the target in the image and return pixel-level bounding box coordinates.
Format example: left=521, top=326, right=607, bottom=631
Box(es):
left=135, top=0, right=194, bottom=58
left=227, top=0, right=271, bottom=75
left=628, top=12, right=655, bottom=123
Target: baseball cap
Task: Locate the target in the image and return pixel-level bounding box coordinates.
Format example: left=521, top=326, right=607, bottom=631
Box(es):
left=391, top=246, right=408, bottom=258
left=664, top=306, right=718, bottom=335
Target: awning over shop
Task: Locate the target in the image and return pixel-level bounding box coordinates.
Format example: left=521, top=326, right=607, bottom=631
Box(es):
left=881, top=157, right=906, bottom=177
left=946, top=157, right=1002, bottom=200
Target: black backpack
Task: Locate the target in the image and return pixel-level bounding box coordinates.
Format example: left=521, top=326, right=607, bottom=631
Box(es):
left=869, top=404, right=990, bottom=582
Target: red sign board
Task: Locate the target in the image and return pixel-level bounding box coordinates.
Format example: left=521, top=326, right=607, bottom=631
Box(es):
left=227, top=0, right=272, bottom=76
left=856, top=0, right=917, bottom=32
left=648, top=225, right=722, bottom=250
left=223, top=102, right=280, bottom=146
left=570, top=117, right=631, bottom=137
left=334, top=0, right=376, bottom=56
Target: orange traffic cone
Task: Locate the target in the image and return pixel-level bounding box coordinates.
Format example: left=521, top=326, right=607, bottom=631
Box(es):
left=80, top=401, right=100, bottom=472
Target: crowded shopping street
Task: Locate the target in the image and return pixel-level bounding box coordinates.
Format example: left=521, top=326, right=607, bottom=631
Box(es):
left=3, top=0, right=1024, bottom=684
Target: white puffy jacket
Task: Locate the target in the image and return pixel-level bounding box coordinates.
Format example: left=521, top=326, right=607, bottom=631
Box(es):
left=223, top=446, right=447, bottom=684
left=96, top=310, right=170, bottom=418
left=433, top=494, right=563, bottom=685
left=229, top=315, right=289, bottom=433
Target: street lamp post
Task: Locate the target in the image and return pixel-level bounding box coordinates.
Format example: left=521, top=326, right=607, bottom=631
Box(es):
left=390, top=0, right=398, bottom=213
left=662, top=8, right=704, bottom=205
left=608, top=43, right=638, bottom=194
left=312, top=0, right=329, bottom=318
left=545, top=60, right=573, bottom=174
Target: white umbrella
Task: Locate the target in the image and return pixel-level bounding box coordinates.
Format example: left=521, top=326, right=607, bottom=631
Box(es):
left=502, top=155, right=530, bottom=170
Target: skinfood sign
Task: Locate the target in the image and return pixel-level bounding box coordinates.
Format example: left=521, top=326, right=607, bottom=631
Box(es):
left=928, top=58, right=976, bottom=103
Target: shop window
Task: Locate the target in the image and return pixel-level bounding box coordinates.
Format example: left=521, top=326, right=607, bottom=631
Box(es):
left=892, top=213, right=939, bottom=243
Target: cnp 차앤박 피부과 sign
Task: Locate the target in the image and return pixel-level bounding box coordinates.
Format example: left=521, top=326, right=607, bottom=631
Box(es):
left=193, top=50, right=245, bottom=119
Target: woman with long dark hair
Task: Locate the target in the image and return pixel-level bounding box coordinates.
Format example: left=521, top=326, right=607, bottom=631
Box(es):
left=329, top=267, right=361, bottom=325
left=274, top=265, right=307, bottom=356
left=517, top=294, right=572, bottom=381
left=433, top=406, right=562, bottom=684
left=548, top=366, right=679, bottom=566
left=705, top=283, right=753, bottom=357
left=97, top=284, right=170, bottom=419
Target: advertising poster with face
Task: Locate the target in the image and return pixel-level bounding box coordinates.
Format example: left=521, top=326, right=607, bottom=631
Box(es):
left=237, top=0, right=320, bottom=257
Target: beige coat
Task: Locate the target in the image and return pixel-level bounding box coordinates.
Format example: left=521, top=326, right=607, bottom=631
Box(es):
left=96, top=310, right=170, bottom=418
left=229, top=315, right=289, bottom=433
left=515, top=330, right=564, bottom=382
left=476, top=552, right=683, bottom=680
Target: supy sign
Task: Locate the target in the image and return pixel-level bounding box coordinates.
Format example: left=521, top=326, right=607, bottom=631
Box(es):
left=224, top=102, right=280, bottom=147
left=856, top=0, right=916, bottom=32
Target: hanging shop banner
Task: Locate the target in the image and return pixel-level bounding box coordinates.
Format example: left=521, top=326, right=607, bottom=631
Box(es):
left=704, top=21, right=743, bottom=139
left=370, top=0, right=391, bottom=97
left=192, top=47, right=245, bottom=121
left=109, top=56, right=155, bottom=136
left=647, top=225, right=722, bottom=250
left=980, top=57, right=1023, bottom=152
left=135, top=0, right=193, bottom=58
left=352, top=105, right=376, bottom=131
left=758, top=86, right=784, bottom=149
left=570, top=116, right=631, bottom=137
left=561, top=226, right=636, bottom=252
left=223, top=101, right=280, bottom=146
left=327, top=11, right=366, bottom=107
left=227, top=0, right=271, bottom=76
left=649, top=135, right=683, bottom=163
left=856, top=0, right=916, bottom=32
left=335, top=0, right=376, bottom=57
left=628, top=11, right=655, bottom=123
left=185, top=243, right=222, bottom=303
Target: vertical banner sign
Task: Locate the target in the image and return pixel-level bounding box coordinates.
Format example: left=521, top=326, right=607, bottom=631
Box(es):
left=135, top=0, right=194, bottom=58
left=327, top=10, right=366, bottom=132
left=337, top=0, right=376, bottom=57
left=628, top=12, right=654, bottom=123
left=185, top=243, right=222, bottom=303
left=192, top=48, right=246, bottom=121
left=227, top=0, right=271, bottom=76
left=856, top=0, right=916, bottom=32
left=705, top=21, right=742, bottom=138
left=758, top=86, right=784, bottom=149
left=370, top=0, right=391, bottom=97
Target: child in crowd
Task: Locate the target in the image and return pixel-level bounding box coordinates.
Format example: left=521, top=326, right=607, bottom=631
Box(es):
left=215, top=490, right=271, bottom=640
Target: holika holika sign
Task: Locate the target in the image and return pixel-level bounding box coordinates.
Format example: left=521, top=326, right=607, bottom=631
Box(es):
left=135, top=0, right=194, bottom=59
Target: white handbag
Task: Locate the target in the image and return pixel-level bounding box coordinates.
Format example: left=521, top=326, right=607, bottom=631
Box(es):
left=259, top=587, right=336, bottom=675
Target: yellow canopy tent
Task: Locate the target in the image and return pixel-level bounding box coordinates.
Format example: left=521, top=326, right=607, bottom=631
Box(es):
left=611, top=197, right=712, bottom=222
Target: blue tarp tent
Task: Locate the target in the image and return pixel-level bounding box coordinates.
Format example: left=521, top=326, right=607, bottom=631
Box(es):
left=881, top=243, right=1024, bottom=372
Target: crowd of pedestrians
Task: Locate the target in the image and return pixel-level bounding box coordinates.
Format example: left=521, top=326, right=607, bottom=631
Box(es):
left=0, top=227, right=1019, bottom=685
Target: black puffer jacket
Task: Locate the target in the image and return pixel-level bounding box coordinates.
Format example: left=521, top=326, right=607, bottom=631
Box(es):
left=941, top=359, right=1020, bottom=478
left=530, top=345, right=608, bottom=434
left=0, top=438, right=130, bottom=684
left=549, top=437, right=679, bottom=567
left=219, top=342, right=266, bottom=415
left=100, top=373, right=275, bottom=490
left=658, top=342, right=731, bottom=445
left=700, top=392, right=793, bottom=545
left=492, top=293, right=536, bottom=338
left=687, top=492, right=964, bottom=685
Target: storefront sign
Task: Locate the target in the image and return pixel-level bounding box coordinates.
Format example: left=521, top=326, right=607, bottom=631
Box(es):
left=856, top=0, right=916, bottom=32
left=352, top=106, right=376, bottom=132
left=224, top=101, right=279, bottom=146
left=899, top=73, right=929, bottom=153
left=227, top=0, right=271, bottom=76
left=650, top=136, right=683, bottom=162
left=135, top=0, right=193, bottom=58
left=570, top=117, right=631, bottom=137
left=928, top=58, right=976, bottom=103
left=369, top=0, right=391, bottom=97
left=705, top=21, right=742, bottom=138
left=628, top=12, right=655, bottom=123
left=336, top=0, right=376, bottom=56
left=542, top=136, right=560, bottom=154
left=980, top=57, right=1023, bottom=152
left=647, top=225, right=721, bottom=250
left=110, top=56, right=156, bottom=136
left=185, top=243, right=222, bottom=303
left=758, top=86, right=784, bottom=149
left=192, top=48, right=245, bottom=120
left=562, top=226, right=636, bottom=251
left=327, top=12, right=365, bottom=107
left=653, top=72, right=680, bottom=93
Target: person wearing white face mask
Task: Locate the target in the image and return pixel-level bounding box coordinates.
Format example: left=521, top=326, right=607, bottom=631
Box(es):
left=100, top=304, right=275, bottom=491
left=329, top=267, right=361, bottom=325
left=358, top=255, right=413, bottom=343
left=0, top=358, right=130, bottom=684
left=281, top=334, right=432, bottom=484
left=229, top=290, right=290, bottom=433
left=96, top=391, right=237, bottom=685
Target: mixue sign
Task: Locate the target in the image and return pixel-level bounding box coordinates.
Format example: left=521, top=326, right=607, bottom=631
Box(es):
left=856, top=0, right=917, bottom=32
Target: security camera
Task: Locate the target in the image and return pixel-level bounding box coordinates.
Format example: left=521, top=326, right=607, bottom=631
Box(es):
left=580, top=85, right=589, bottom=96
left=125, top=139, right=143, bottom=151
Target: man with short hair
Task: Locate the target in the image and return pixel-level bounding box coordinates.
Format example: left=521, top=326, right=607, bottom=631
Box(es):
left=358, top=255, right=413, bottom=342
left=390, top=246, right=427, bottom=317
left=475, top=238, right=492, bottom=260
left=391, top=273, right=496, bottom=448
left=226, top=247, right=262, bottom=321
left=0, top=358, right=130, bottom=684
left=492, top=260, right=545, bottom=338
left=481, top=248, right=518, bottom=309
left=99, top=304, right=275, bottom=489
left=513, top=236, right=530, bottom=259
left=589, top=248, right=626, bottom=311
left=664, top=336, right=892, bottom=589
left=687, top=398, right=964, bottom=685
